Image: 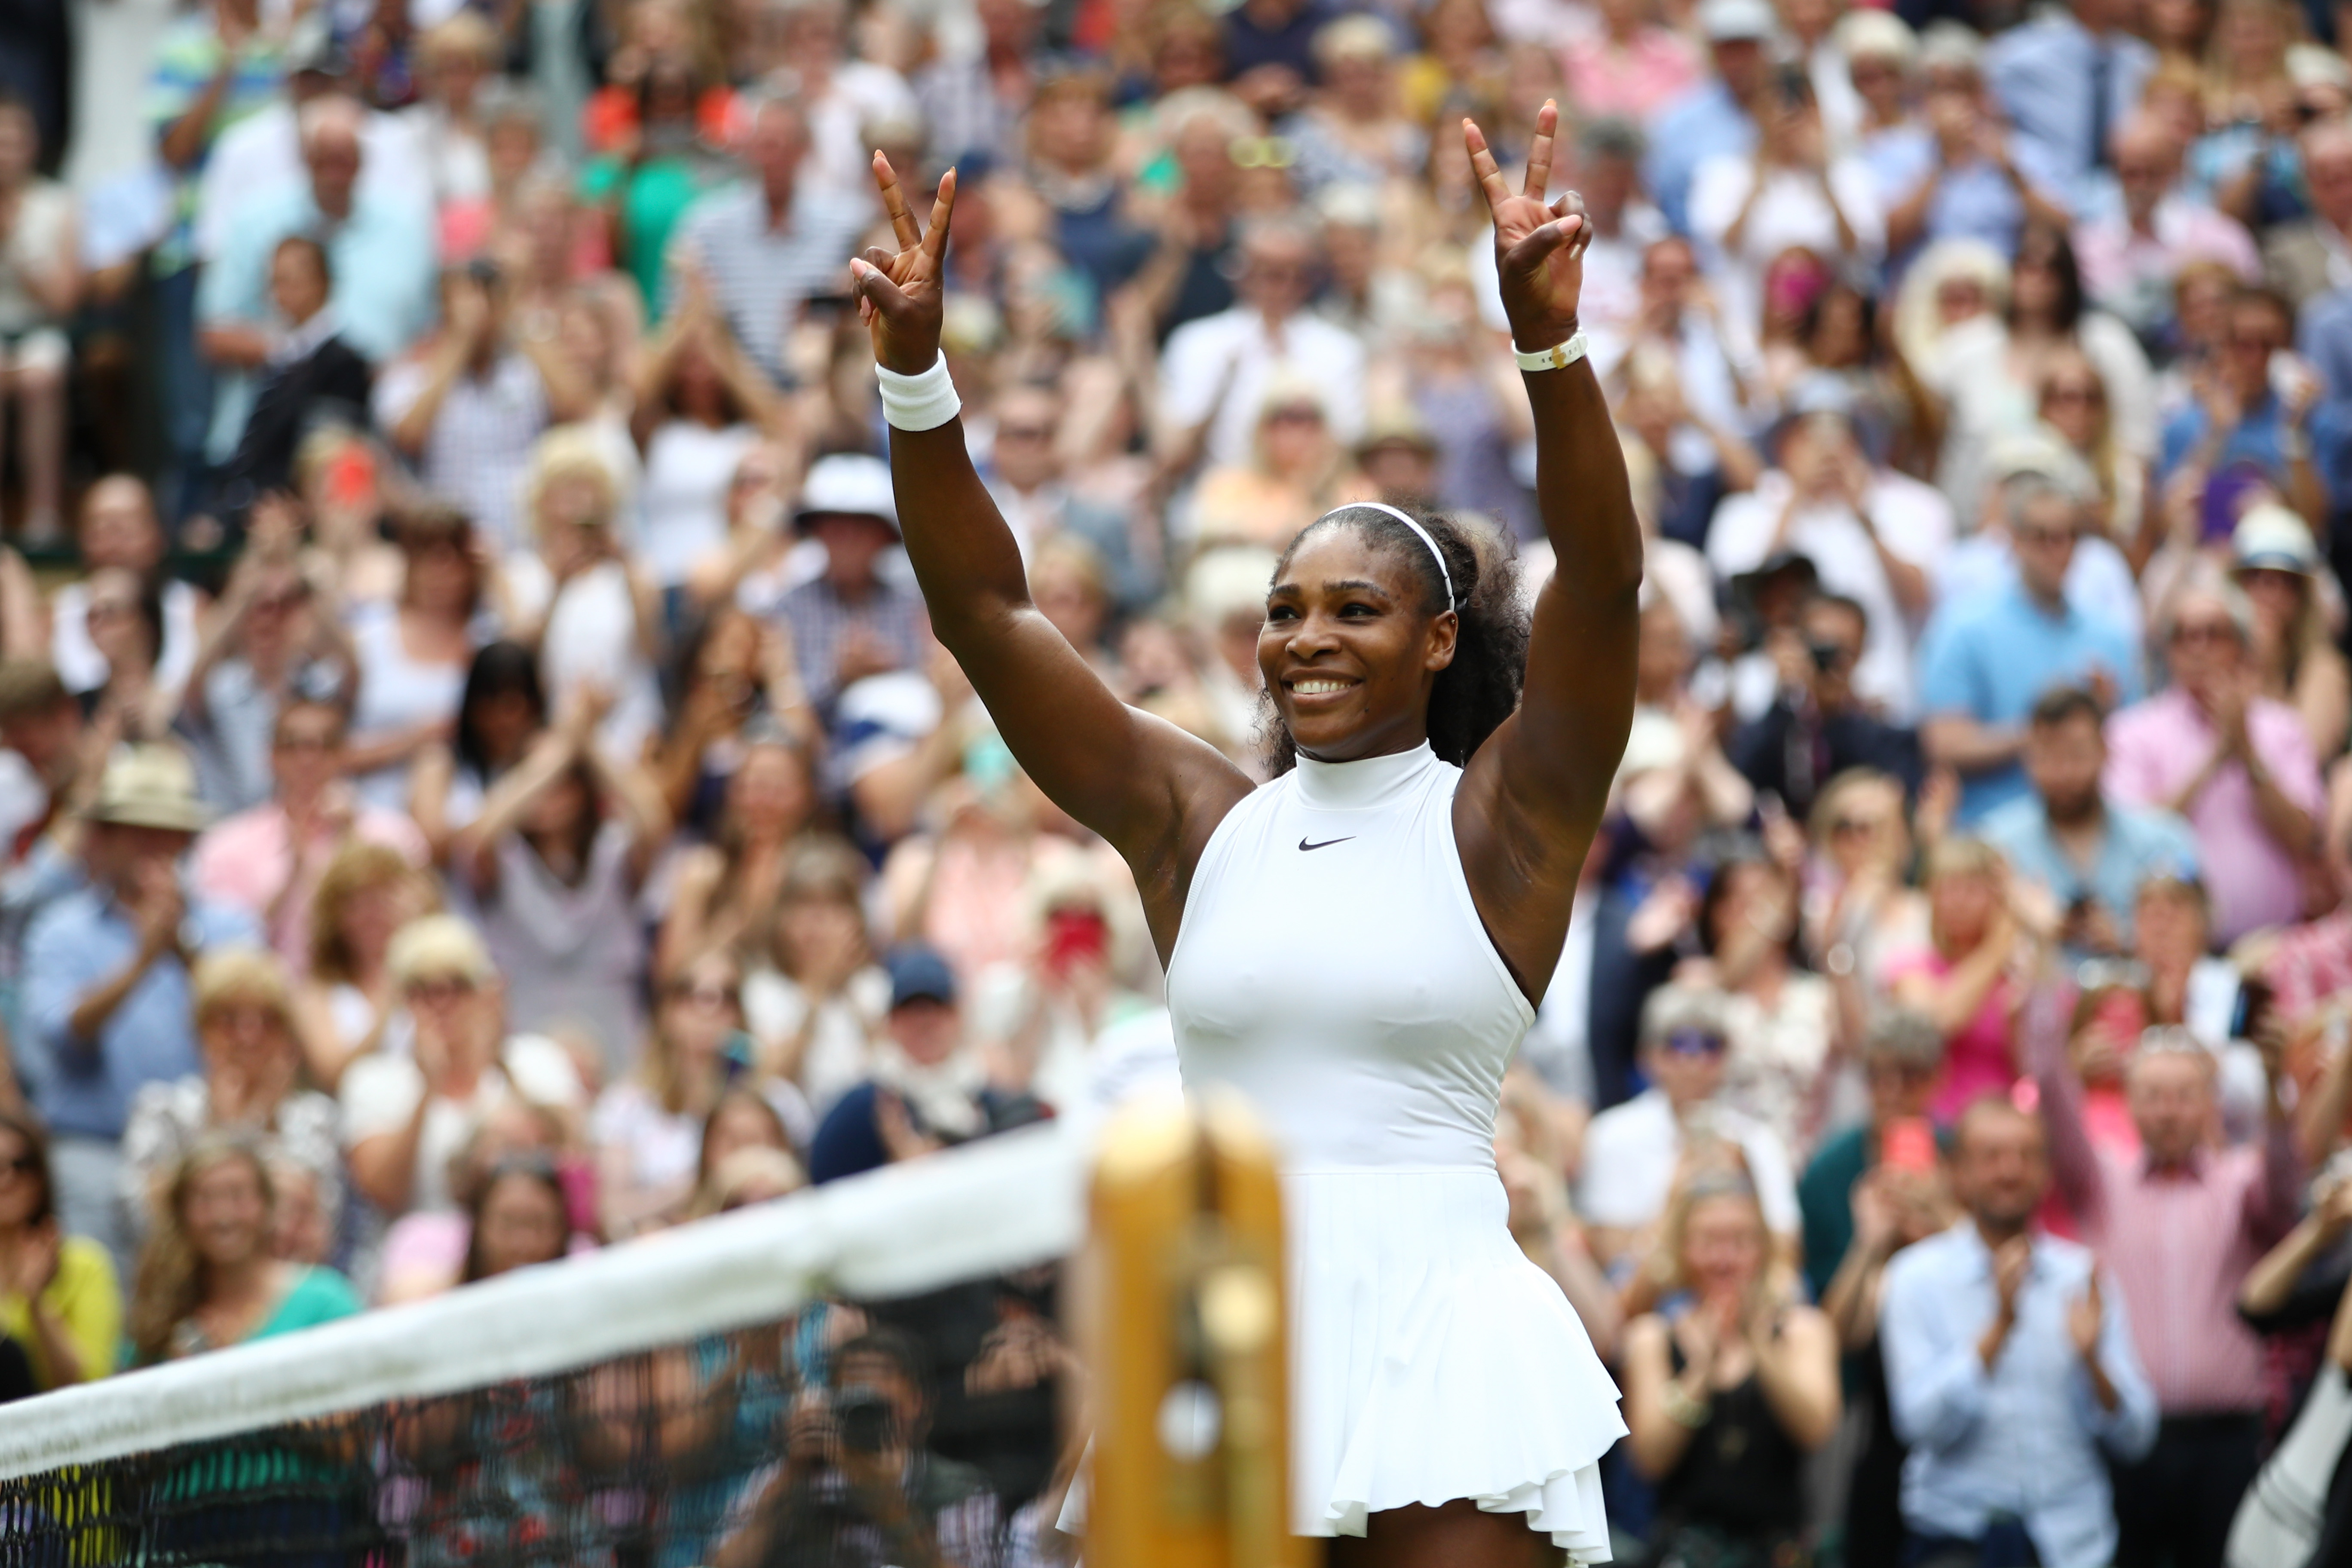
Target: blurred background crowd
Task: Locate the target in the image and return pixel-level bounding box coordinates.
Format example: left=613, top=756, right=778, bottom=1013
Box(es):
left=10, top=0, right=2352, bottom=1560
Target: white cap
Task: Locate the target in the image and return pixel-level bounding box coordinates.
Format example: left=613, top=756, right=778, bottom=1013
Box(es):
left=1699, top=0, right=1776, bottom=42
left=795, top=453, right=899, bottom=533
left=2232, top=503, right=2322, bottom=574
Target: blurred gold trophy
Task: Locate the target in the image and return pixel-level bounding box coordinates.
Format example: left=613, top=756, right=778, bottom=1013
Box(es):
left=1087, top=1093, right=1310, bottom=1568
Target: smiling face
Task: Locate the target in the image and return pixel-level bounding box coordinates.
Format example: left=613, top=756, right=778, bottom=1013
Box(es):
left=184, top=1154, right=271, bottom=1271
left=1259, top=521, right=1455, bottom=763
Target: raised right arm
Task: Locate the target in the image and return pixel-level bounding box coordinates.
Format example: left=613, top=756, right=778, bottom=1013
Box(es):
left=849, top=158, right=1251, bottom=951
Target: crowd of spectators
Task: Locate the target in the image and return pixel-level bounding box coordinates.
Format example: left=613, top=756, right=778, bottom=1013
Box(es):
left=12, top=0, right=2352, bottom=1560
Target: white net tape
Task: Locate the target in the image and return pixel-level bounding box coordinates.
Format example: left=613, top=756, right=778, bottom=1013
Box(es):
left=0, top=1120, right=1087, bottom=1481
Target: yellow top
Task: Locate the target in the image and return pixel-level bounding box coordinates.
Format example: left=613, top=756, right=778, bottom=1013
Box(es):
left=0, top=1236, right=122, bottom=1388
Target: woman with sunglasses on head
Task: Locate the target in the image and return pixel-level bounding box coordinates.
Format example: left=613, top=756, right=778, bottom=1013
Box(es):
left=2037, top=349, right=2152, bottom=560
left=0, top=1107, right=118, bottom=1392
left=850, top=101, right=1636, bottom=1561
left=593, top=949, right=803, bottom=1236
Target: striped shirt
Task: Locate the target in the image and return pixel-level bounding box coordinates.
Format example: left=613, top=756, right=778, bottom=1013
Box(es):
left=668, top=182, right=869, bottom=385
left=771, top=575, right=929, bottom=714
left=144, top=17, right=287, bottom=270
left=371, top=348, right=551, bottom=552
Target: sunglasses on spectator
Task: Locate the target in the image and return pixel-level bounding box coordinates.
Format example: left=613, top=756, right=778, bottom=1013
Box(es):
left=0, top=1154, right=38, bottom=1179
left=1661, top=1029, right=1727, bottom=1058
left=668, top=979, right=740, bottom=1010
left=405, top=975, right=481, bottom=1003
left=2171, top=618, right=2239, bottom=645
left=2012, top=523, right=2076, bottom=547
left=1230, top=136, right=1295, bottom=169
left=997, top=423, right=1055, bottom=442
left=2042, top=382, right=2103, bottom=406
left=1831, top=815, right=1883, bottom=838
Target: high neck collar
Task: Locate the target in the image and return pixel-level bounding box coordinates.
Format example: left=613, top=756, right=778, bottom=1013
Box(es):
left=1292, top=742, right=1438, bottom=809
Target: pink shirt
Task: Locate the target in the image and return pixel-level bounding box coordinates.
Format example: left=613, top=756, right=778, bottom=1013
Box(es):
left=190, top=802, right=429, bottom=971
left=1884, top=946, right=2018, bottom=1121
left=1560, top=30, right=1703, bottom=123
left=2104, top=688, right=2324, bottom=943
left=2072, top=196, right=2261, bottom=309
left=2030, top=986, right=2300, bottom=1415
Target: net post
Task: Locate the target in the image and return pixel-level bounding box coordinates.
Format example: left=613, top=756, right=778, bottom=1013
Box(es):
left=1087, top=1092, right=1309, bottom=1568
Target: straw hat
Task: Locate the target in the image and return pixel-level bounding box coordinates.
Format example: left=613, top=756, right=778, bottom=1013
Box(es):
left=82, top=746, right=211, bottom=834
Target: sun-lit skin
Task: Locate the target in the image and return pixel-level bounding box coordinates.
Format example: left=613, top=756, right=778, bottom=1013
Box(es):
left=1259, top=527, right=1458, bottom=763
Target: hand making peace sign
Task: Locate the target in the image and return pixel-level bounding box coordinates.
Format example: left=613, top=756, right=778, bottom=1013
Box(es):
left=1465, top=99, right=1591, bottom=355
left=848, top=152, right=958, bottom=377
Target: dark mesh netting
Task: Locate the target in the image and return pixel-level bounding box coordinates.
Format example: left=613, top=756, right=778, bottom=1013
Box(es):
left=0, top=1268, right=1075, bottom=1568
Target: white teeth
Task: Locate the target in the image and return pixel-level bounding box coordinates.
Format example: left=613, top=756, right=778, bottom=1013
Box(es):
left=1293, top=680, right=1351, bottom=694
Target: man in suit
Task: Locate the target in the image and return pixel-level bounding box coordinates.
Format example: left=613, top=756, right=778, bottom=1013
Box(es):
left=2263, top=120, right=2352, bottom=312
left=216, top=234, right=371, bottom=519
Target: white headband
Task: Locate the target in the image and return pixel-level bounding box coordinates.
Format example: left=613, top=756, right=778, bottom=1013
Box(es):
left=1333, top=502, right=1454, bottom=613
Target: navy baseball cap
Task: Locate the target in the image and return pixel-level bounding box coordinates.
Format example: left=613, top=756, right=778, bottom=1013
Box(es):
left=886, top=945, right=958, bottom=1009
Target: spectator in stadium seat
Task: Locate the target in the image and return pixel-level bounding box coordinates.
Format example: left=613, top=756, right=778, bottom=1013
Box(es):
left=686, top=1087, right=804, bottom=1220
left=1576, top=983, right=1804, bottom=1275
left=1981, top=686, right=2199, bottom=957
left=373, top=261, right=588, bottom=552
left=49, top=477, right=201, bottom=701
left=116, top=947, right=343, bottom=1259
left=1878, top=1096, right=2157, bottom=1568
left=806, top=945, right=1041, bottom=1186
left=1918, top=475, right=2140, bottom=825
left=2074, top=118, right=2262, bottom=353
left=23, top=747, right=259, bottom=1268
left=1620, top=1172, right=1842, bottom=1566
left=457, top=1152, right=573, bottom=1285
left=2026, top=983, right=2301, bottom=1568
left=714, top=1323, right=1005, bottom=1568
left=127, top=1135, right=360, bottom=1364
left=211, top=235, right=374, bottom=523
left=1157, top=214, right=1367, bottom=472
left=0, top=90, right=73, bottom=548
left=1730, top=591, right=1923, bottom=822
left=1707, top=378, right=1951, bottom=723
left=0, top=1107, right=118, bottom=1391
left=1982, top=0, right=2153, bottom=200
left=340, top=914, right=585, bottom=1221
left=2105, top=571, right=2324, bottom=944
left=189, top=697, right=428, bottom=969
left=199, top=95, right=435, bottom=478
left=771, top=455, right=928, bottom=724
left=1644, top=0, right=1773, bottom=236
left=2155, top=287, right=2328, bottom=529
left=662, top=89, right=868, bottom=389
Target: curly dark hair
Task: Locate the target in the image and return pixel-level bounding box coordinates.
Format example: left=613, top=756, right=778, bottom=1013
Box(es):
left=1260, top=505, right=1530, bottom=773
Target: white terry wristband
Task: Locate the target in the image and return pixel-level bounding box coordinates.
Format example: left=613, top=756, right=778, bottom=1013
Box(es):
left=876, top=353, right=962, bottom=432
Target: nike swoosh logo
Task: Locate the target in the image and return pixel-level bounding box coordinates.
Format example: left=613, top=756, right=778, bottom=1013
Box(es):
left=1298, top=836, right=1355, bottom=851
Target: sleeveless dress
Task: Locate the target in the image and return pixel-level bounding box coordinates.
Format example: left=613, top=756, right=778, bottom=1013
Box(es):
left=1165, top=743, right=1626, bottom=1556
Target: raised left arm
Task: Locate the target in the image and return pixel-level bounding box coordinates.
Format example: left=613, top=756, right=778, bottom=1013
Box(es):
left=1455, top=103, right=1643, bottom=997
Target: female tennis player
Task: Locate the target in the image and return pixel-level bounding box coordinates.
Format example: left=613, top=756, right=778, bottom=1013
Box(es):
left=848, top=102, right=1636, bottom=1567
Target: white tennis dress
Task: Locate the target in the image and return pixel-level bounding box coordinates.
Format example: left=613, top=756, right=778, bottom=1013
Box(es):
left=1166, top=741, right=1626, bottom=1557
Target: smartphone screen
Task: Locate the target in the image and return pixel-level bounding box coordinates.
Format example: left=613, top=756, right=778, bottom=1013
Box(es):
left=1881, top=1117, right=1937, bottom=1173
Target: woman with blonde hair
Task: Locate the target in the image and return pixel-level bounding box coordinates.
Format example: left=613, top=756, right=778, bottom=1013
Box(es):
left=1887, top=836, right=2040, bottom=1121
left=2037, top=349, right=2151, bottom=555
left=128, top=1136, right=361, bottom=1364
left=1621, top=1169, right=1840, bottom=1565
left=293, top=840, right=438, bottom=1089
left=502, top=424, right=664, bottom=757
left=120, top=949, right=345, bottom=1255
left=2231, top=504, right=2350, bottom=759
left=743, top=836, right=889, bottom=1113
left=1185, top=374, right=1377, bottom=550
left=592, top=948, right=792, bottom=1235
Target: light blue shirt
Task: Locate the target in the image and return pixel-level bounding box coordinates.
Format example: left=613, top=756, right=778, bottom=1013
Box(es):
left=1880, top=1222, right=2158, bottom=1567
left=1865, top=126, right=2076, bottom=279
left=197, top=181, right=438, bottom=459
left=1918, top=581, right=2142, bottom=823
left=1984, top=9, right=2155, bottom=209
left=1645, top=81, right=1755, bottom=237
left=22, top=886, right=260, bottom=1139
left=1980, top=796, right=2201, bottom=949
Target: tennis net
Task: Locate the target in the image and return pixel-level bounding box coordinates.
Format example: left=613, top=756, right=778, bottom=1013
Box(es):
left=0, top=1121, right=1087, bottom=1568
